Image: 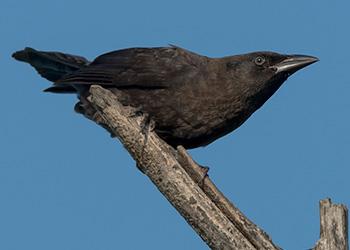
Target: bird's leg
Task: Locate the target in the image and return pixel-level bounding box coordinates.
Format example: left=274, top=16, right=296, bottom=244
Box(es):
left=197, top=164, right=209, bottom=178
left=139, top=113, right=155, bottom=145
left=195, top=164, right=210, bottom=188
left=127, top=106, right=156, bottom=142
left=130, top=111, right=156, bottom=175
left=176, top=146, right=210, bottom=189
left=127, top=105, right=143, bottom=118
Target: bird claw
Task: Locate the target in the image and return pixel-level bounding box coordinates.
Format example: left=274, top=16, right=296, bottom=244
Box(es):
left=197, top=165, right=209, bottom=188
left=140, top=114, right=155, bottom=144
left=128, top=106, right=143, bottom=118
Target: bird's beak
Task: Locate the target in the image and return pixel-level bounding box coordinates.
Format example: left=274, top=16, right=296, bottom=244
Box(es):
left=271, top=55, right=319, bottom=74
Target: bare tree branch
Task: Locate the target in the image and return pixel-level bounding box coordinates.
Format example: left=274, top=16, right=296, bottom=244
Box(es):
left=84, top=85, right=348, bottom=250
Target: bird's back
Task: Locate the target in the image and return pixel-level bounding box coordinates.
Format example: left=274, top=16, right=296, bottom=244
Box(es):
left=57, top=46, right=206, bottom=89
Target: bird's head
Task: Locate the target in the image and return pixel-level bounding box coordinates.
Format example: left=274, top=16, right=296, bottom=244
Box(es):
left=225, top=51, right=319, bottom=109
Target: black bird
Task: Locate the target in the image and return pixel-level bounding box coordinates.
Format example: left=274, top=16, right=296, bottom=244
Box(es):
left=12, top=46, right=318, bottom=148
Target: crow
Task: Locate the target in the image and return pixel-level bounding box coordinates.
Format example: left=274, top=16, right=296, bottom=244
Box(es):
left=12, top=46, right=318, bottom=148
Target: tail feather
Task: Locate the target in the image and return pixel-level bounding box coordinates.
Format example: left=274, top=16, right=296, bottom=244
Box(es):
left=43, top=85, right=77, bottom=93
left=12, top=47, right=90, bottom=84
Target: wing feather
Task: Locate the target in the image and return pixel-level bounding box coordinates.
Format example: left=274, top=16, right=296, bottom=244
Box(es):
left=57, top=46, right=204, bottom=88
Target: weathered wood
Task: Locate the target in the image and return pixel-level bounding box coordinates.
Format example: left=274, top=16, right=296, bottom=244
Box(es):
left=313, top=198, right=348, bottom=250
left=87, top=85, right=259, bottom=250
left=176, top=146, right=279, bottom=250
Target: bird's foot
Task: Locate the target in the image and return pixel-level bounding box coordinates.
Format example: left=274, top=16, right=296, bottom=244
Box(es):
left=127, top=106, right=143, bottom=118
left=128, top=107, right=156, bottom=142
left=197, top=164, right=209, bottom=188
left=176, top=146, right=210, bottom=189
left=140, top=114, right=155, bottom=145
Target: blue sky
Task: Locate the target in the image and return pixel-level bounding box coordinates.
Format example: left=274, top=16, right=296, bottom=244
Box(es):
left=1, top=0, right=349, bottom=249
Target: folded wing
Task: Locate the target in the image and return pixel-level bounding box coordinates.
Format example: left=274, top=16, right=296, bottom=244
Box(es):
left=57, top=46, right=203, bottom=89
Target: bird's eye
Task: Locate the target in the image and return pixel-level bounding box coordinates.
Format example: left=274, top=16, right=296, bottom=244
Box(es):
left=254, top=56, right=266, bottom=66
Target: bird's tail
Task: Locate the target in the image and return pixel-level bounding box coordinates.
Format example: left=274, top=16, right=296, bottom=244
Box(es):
left=12, top=47, right=90, bottom=93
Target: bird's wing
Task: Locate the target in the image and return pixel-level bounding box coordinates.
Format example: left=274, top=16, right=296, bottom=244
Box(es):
left=56, top=46, right=204, bottom=88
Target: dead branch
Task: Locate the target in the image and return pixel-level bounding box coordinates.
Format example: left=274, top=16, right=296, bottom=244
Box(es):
left=84, top=85, right=348, bottom=250
left=313, top=198, right=348, bottom=250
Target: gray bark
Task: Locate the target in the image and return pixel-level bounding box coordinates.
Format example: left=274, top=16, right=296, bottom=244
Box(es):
left=313, top=198, right=348, bottom=250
